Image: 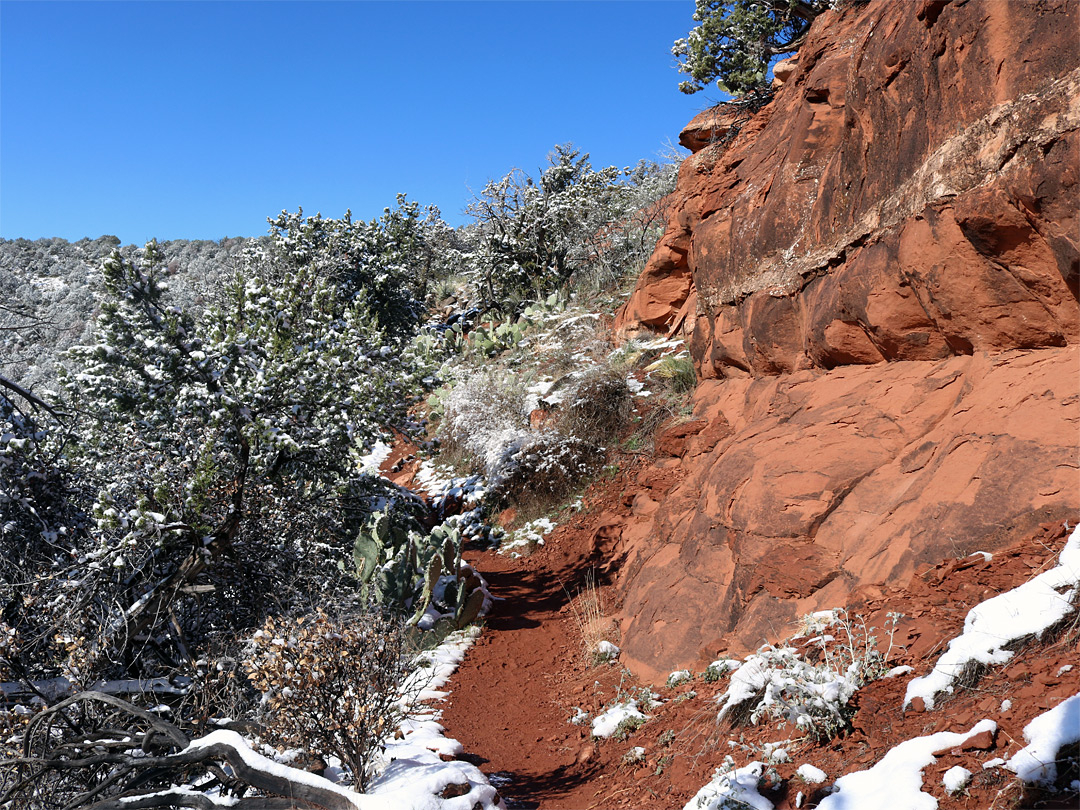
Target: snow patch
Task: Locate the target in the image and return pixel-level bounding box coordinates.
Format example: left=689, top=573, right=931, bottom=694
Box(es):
left=796, top=763, right=827, bottom=784
left=816, top=720, right=997, bottom=810
left=942, top=765, right=972, bottom=796
left=1005, top=691, right=1080, bottom=786
left=499, top=516, right=556, bottom=557
left=358, top=440, right=393, bottom=476
left=904, top=525, right=1080, bottom=710
left=595, top=640, right=620, bottom=660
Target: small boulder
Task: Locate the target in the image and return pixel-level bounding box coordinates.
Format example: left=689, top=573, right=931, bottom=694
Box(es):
left=771, top=57, right=798, bottom=86
left=678, top=107, right=740, bottom=153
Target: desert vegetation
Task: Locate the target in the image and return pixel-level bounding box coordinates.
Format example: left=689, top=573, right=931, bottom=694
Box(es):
left=0, top=142, right=677, bottom=807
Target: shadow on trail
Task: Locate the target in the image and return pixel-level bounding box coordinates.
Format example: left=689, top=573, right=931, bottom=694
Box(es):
left=496, top=761, right=606, bottom=810
left=482, top=567, right=573, bottom=629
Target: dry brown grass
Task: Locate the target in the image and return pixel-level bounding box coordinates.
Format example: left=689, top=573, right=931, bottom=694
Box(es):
left=567, top=570, right=612, bottom=666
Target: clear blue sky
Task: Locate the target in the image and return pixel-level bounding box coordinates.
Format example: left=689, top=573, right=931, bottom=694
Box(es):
left=1, top=0, right=717, bottom=245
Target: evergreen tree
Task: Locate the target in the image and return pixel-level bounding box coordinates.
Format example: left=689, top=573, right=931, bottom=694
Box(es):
left=673, top=0, right=830, bottom=96
left=58, top=240, right=415, bottom=677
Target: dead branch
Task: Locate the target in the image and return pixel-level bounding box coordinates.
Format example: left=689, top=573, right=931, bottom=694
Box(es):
left=2, top=692, right=362, bottom=810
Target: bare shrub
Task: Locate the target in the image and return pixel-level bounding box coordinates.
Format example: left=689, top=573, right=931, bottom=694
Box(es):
left=492, top=433, right=602, bottom=512
left=555, top=364, right=633, bottom=444
left=246, top=608, right=413, bottom=789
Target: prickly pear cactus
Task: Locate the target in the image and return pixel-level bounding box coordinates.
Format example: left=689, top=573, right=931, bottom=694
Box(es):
left=456, top=587, right=485, bottom=629
left=353, top=509, right=486, bottom=629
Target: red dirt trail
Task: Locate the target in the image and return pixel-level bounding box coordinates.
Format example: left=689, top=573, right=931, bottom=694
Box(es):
left=435, top=473, right=1080, bottom=810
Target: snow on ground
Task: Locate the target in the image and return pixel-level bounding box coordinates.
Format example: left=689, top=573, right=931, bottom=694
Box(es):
left=499, top=516, right=557, bottom=556
left=415, top=460, right=487, bottom=512
left=904, top=525, right=1080, bottom=710
left=1005, top=691, right=1080, bottom=786
left=816, top=720, right=997, bottom=810
left=524, top=377, right=567, bottom=411
left=681, top=760, right=773, bottom=810
left=358, top=439, right=393, bottom=476
left=183, top=729, right=370, bottom=809
left=369, top=629, right=502, bottom=808
left=591, top=699, right=649, bottom=739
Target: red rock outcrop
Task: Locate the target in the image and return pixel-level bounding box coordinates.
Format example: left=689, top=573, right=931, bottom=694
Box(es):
left=611, top=0, right=1080, bottom=682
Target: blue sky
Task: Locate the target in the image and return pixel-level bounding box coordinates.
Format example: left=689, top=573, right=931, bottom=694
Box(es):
left=1, top=1, right=717, bottom=245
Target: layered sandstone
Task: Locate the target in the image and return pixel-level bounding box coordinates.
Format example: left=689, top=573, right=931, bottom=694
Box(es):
left=611, top=0, right=1079, bottom=681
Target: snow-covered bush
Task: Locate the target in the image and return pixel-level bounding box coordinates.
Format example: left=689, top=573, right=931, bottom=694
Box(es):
left=592, top=699, right=649, bottom=740
left=462, top=145, right=674, bottom=310
left=683, top=757, right=773, bottom=810
left=247, top=609, right=410, bottom=789
left=491, top=432, right=602, bottom=509
left=704, top=659, right=741, bottom=683
left=49, top=238, right=420, bottom=680
left=267, top=196, right=456, bottom=338
left=716, top=611, right=901, bottom=741
left=438, top=368, right=532, bottom=483
left=667, top=670, right=692, bottom=688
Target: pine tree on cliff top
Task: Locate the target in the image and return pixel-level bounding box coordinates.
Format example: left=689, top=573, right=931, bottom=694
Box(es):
left=673, top=0, right=831, bottom=96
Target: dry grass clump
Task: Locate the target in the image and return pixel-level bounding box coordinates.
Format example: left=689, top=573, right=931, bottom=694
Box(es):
left=655, top=356, right=697, bottom=393
left=568, top=570, right=615, bottom=666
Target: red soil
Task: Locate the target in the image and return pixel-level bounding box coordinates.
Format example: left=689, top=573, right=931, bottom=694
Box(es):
left=433, top=460, right=1079, bottom=810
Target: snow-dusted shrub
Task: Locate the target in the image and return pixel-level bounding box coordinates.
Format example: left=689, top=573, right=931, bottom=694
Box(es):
left=267, top=197, right=455, bottom=338
left=438, top=368, right=531, bottom=482
left=622, top=745, right=647, bottom=765
left=462, top=144, right=675, bottom=310
left=717, top=611, right=900, bottom=741
left=46, top=238, right=419, bottom=681
left=247, top=608, right=411, bottom=790
left=703, top=659, right=741, bottom=683
left=492, top=432, right=601, bottom=509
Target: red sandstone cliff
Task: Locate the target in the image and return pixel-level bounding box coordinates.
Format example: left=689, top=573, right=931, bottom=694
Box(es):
left=611, top=0, right=1079, bottom=681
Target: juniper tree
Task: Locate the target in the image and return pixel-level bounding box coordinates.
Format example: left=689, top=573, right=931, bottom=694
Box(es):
left=266, top=196, right=456, bottom=338
left=463, top=144, right=674, bottom=309
left=673, top=0, right=830, bottom=96
left=59, top=239, right=416, bottom=678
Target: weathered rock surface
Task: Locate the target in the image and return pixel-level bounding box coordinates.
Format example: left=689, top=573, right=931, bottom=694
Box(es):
left=611, top=0, right=1080, bottom=682
left=611, top=347, right=1078, bottom=680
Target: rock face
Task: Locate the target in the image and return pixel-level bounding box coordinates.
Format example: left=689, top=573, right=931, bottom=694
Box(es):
left=611, top=0, right=1080, bottom=682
